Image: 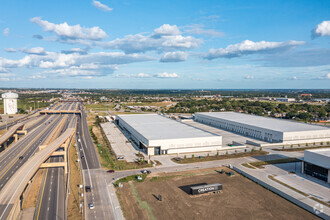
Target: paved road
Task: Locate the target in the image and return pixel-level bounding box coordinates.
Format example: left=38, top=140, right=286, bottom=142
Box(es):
left=0, top=123, right=75, bottom=220
left=34, top=103, right=76, bottom=220
left=76, top=104, right=124, bottom=220
left=0, top=115, right=61, bottom=191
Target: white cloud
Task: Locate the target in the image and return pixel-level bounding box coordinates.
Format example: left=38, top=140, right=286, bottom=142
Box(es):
left=156, top=72, right=179, bottom=78
left=4, top=48, right=17, bottom=53
left=152, top=24, right=181, bottom=37
left=312, top=20, right=330, bottom=38
left=324, top=73, right=330, bottom=79
left=137, top=73, right=152, bottom=78
left=160, top=51, right=188, bottom=62
left=97, top=24, right=201, bottom=53
left=30, top=17, right=107, bottom=40
left=244, top=75, right=254, bottom=79
left=204, top=40, right=305, bottom=60
left=61, top=48, right=88, bottom=54
left=92, top=0, right=113, bottom=12
left=3, top=27, right=9, bottom=36
left=184, top=24, right=224, bottom=37
left=20, top=47, right=47, bottom=55
left=0, top=51, right=153, bottom=79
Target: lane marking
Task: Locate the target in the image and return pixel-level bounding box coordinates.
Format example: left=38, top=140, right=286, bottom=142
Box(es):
left=36, top=168, right=49, bottom=220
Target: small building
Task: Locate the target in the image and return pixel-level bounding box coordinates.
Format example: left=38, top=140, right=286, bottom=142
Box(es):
left=301, top=149, right=330, bottom=183
left=116, top=114, right=222, bottom=156
left=1, top=92, right=18, bottom=114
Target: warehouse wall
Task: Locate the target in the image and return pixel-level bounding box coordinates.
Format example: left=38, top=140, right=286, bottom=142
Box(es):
left=194, top=113, right=283, bottom=143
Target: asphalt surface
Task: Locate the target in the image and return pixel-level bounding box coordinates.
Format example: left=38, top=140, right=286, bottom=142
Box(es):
left=76, top=103, right=121, bottom=220
left=0, top=114, right=61, bottom=191
left=34, top=103, right=76, bottom=220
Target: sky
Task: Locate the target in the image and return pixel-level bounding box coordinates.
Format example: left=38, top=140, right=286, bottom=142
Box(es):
left=0, top=0, right=329, bottom=89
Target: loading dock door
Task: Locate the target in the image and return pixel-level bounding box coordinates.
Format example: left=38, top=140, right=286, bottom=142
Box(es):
left=154, top=147, right=161, bottom=155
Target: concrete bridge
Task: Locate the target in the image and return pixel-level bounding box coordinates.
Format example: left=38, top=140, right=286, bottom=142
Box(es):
left=0, top=121, right=76, bottom=220
left=0, top=123, right=27, bottom=149
left=39, top=110, right=81, bottom=115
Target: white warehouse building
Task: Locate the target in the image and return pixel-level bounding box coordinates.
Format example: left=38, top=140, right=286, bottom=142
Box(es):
left=194, top=112, right=330, bottom=144
left=301, top=149, right=330, bottom=183
left=116, top=114, right=222, bottom=156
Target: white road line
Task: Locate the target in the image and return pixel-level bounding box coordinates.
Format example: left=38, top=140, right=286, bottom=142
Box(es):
left=105, top=180, right=117, bottom=220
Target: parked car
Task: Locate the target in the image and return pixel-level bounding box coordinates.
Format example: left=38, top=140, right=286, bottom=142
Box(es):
left=107, top=170, right=115, bottom=173
left=117, top=156, right=125, bottom=160
left=88, top=203, right=95, bottom=210
left=81, top=155, right=85, bottom=159
left=141, top=170, right=151, bottom=174
left=85, top=186, right=91, bottom=192
left=19, top=156, right=24, bottom=159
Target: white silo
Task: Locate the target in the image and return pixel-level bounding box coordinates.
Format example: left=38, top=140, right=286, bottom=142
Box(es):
left=2, top=92, right=18, bottom=114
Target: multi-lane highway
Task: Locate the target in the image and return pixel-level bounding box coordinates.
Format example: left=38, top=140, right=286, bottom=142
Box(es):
left=34, top=103, right=76, bottom=220
left=0, top=101, right=77, bottom=220
left=76, top=103, right=124, bottom=220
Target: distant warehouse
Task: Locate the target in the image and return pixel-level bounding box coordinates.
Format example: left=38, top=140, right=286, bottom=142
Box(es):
left=194, top=112, right=330, bottom=144
left=116, top=114, right=222, bottom=156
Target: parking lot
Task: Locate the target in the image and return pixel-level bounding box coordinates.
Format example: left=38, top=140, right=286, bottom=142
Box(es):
left=101, top=122, right=139, bottom=162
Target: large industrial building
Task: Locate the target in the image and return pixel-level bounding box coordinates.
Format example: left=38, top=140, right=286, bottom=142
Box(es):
left=116, top=114, right=222, bottom=156
left=194, top=112, right=330, bottom=144
left=301, top=149, right=330, bottom=183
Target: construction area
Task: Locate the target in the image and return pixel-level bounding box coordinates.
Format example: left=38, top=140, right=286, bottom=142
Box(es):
left=116, top=168, right=318, bottom=220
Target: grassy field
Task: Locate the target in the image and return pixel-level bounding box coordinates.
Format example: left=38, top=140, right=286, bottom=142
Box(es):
left=89, top=117, right=153, bottom=170
left=84, top=103, right=113, bottom=111
left=122, top=102, right=174, bottom=107
left=172, top=150, right=269, bottom=164
left=68, top=138, right=83, bottom=220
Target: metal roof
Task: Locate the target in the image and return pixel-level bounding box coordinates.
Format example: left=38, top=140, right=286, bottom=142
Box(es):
left=117, top=114, right=220, bottom=140
left=305, top=148, right=330, bottom=157
left=195, top=112, right=330, bottom=133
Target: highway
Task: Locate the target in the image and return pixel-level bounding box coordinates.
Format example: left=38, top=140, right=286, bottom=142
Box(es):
left=75, top=102, right=125, bottom=220
left=0, top=114, right=62, bottom=191
left=0, top=120, right=76, bottom=220
left=34, top=102, right=76, bottom=220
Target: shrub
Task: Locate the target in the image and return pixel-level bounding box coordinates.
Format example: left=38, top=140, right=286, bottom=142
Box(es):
left=320, top=142, right=323, bottom=146
left=226, top=151, right=228, bottom=155
left=184, top=155, right=187, bottom=159
left=207, top=153, right=210, bottom=157
left=216, top=151, right=219, bottom=156
left=192, top=154, right=194, bottom=158
left=244, top=149, right=247, bottom=152
left=259, top=147, right=262, bottom=151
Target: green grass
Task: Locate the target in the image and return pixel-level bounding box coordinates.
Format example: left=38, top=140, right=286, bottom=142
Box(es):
left=150, top=170, right=217, bottom=182
left=173, top=150, right=269, bottom=164
left=250, top=158, right=300, bottom=168
left=114, top=174, right=148, bottom=187
left=273, top=145, right=330, bottom=152
left=89, top=122, right=153, bottom=170
left=129, top=182, right=156, bottom=220
left=85, top=103, right=111, bottom=111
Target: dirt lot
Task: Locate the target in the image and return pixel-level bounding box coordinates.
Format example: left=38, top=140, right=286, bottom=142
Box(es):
left=117, top=168, right=318, bottom=220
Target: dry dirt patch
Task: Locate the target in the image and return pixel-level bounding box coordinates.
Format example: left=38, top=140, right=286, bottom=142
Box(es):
left=117, top=168, right=318, bottom=220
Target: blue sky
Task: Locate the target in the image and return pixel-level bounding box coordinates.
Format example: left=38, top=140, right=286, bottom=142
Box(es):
left=0, top=0, right=329, bottom=89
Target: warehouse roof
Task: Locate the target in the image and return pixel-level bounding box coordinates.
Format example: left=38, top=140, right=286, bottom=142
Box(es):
left=117, top=114, right=220, bottom=140
left=195, top=112, right=330, bottom=132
